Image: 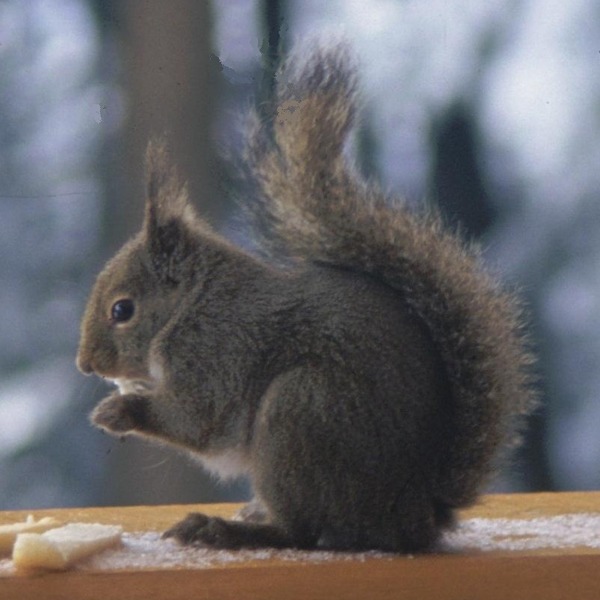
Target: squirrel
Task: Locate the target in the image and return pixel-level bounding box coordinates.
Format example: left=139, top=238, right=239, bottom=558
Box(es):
left=77, top=45, right=536, bottom=553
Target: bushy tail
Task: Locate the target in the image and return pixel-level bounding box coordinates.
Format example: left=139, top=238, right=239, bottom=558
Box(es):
left=244, top=44, right=536, bottom=506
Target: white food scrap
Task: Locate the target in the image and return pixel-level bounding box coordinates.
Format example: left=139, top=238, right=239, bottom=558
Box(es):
left=0, top=515, right=59, bottom=554
left=12, top=522, right=123, bottom=570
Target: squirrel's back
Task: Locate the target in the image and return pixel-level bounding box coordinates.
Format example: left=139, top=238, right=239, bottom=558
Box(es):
left=244, top=44, right=536, bottom=508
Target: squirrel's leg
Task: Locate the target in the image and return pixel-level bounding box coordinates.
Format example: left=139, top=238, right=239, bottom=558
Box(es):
left=233, top=497, right=270, bottom=523
left=162, top=513, right=311, bottom=549
left=252, top=366, right=444, bottom=552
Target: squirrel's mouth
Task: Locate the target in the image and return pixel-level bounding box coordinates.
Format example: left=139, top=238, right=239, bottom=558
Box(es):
left=109, top=377, right=157, bottom=395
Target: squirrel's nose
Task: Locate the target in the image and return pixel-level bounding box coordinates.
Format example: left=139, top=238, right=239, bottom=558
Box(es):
left=76, top=353, right=95, bottom=375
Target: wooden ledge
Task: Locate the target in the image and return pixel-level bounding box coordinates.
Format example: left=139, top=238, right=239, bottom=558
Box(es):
left=1, top=492, right=599, bottom=599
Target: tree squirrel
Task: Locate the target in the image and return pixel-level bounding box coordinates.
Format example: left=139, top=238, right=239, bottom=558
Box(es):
left=77, top=46, right=536, bottom=552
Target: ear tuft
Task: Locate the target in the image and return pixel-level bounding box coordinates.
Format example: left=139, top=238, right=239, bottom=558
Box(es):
left=144, top=138, right=191, bottom=228
left=143, top=139, right=199, bottom=284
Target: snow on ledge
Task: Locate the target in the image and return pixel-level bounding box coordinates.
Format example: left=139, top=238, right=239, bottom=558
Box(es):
left=1, top=513, right=598, bottom=575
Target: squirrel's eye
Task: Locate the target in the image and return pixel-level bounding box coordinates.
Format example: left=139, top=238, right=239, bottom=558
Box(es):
left=111, top=299, right=135, bottom=323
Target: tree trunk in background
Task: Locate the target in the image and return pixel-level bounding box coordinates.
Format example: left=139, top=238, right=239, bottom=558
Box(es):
left=121, top=0, right=222, bottom=228
left=96, top=0, right=247, bottom=506
left=429, top=105, right=497, bottom=241
left=257, top=0, right=287, bottom=106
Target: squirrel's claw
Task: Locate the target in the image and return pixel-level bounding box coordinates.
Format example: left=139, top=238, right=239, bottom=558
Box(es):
left=162, top=513, right=225, bottom=547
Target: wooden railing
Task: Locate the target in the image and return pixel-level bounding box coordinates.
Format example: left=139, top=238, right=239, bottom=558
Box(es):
left=1, top=492, right=599, bottom=599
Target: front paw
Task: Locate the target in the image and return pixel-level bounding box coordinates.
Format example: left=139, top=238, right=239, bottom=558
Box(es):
left=163, top=513, right=232, bottom=548
left=91, top=393, right=150, bottom=434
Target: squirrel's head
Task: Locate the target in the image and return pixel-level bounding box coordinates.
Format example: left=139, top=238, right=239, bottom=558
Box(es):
left=76, top=140, right=208, bottom=384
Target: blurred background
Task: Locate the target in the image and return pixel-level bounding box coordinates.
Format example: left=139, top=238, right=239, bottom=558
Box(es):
left=1, top=0, right=599, bottom=510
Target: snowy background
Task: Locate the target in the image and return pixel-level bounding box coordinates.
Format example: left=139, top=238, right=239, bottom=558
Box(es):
left=1, top=0, right=599, bottom=509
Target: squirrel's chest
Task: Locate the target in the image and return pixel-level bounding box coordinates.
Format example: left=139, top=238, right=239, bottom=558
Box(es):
left=194, top=448, right=251, bottom=481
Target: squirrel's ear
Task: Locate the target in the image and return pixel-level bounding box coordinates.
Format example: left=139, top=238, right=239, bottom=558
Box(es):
left=143, top=139, right=197, bottom=283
